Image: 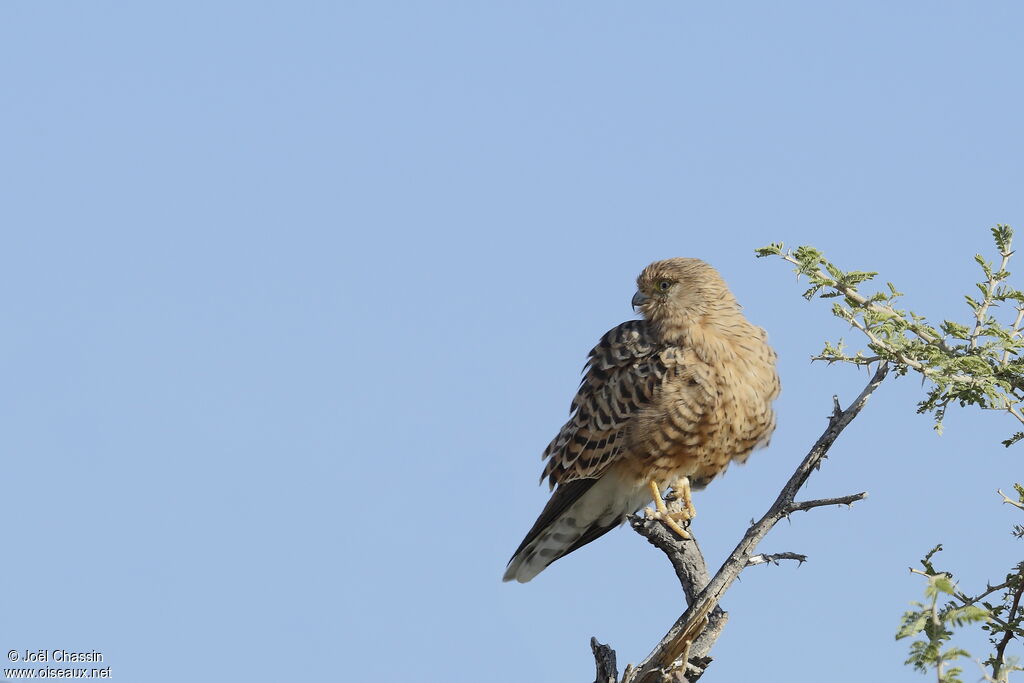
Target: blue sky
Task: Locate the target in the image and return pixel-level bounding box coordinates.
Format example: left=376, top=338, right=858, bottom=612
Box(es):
left=3, top=2, right=1023, bottom=681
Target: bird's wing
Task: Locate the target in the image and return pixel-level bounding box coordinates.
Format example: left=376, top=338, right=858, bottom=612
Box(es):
left=506, top=321, right=720, bottom=583
left=540, top=319, right=669, bottom=488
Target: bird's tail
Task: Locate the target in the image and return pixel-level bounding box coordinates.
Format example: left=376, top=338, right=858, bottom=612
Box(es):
left=503, top=471, right=647, bottom=583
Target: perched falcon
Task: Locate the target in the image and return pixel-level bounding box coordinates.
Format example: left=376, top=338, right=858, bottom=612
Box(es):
left=504, top=258, right=780, bottom=583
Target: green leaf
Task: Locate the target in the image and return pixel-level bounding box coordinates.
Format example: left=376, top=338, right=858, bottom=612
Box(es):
left=1002, top=432, right=1024, bottom=448
left=802, top=284, right=824, bottom=300
left=941, top=321, right=971, bottom=340
left=992, top=224, right=1014, bottom=253
left=933, top=575, right=955, bottom=595
left=945, top=605, right=989, bottom=627
left=921, top=545, right=944, bottom=574
left=793, top=246, right=825, bottom=276
left=754, top=243, right=784, bottom=258
left=843, top=270, right=879, bottom=285
left=897, top=611, right=929, bottom=639
left=759, top=229, right=1024, bottom=448
left=976, top=254, right=994, bottom=280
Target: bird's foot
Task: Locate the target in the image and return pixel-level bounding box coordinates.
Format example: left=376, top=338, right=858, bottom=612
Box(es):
left=645, top=480, right=692, bottom=539
left=666, top=476, right=697, bottom=521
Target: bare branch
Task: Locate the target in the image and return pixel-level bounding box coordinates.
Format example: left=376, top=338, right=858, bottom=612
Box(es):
left=787, top=492, right=868, bottom=514
left=592, top=638, right=619, bottom=683
left=954, top=579, right=1016, bottom=607
left=621, top=516, right=726, bottom=681
left=992, top=579, right=1024, bottom=680
left=997, top=489, right=1024, bottom=511
left=746, top=552, right=808, bottom=567
left=627, top=518, right=709, bottom=607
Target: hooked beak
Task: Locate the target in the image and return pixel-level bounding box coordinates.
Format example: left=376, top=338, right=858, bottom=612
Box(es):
left=631, top=290, right=649, bottom=311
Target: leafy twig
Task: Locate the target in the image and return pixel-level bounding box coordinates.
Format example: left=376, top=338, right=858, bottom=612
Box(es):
left=757, top=225, right=1024, bottom=445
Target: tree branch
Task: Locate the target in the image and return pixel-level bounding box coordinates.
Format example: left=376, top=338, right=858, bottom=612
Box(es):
left=591, top=362, right=888, bottom=682
left=592, top=637, right=619, bottom=683
left=954, top=579, right=1016, bottom=608
left=787, top=492, right=868, bottom=514
left=622, top=517, right=726, bottom=681
left=992, top=579, right=1024, bottom=680
left=997, top=488, right=1024, bottom=511
left=746, top=552, right=808, bottom=567
left=1000, top=305, right=1024, bottom=367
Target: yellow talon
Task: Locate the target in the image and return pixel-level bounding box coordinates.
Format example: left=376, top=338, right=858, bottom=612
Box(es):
left=645, top=479, right=692, bottom=538
left=670, top=476, right=697, bottom=521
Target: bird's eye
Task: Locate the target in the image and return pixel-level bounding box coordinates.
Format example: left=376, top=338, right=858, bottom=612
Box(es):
left=658, top=280, right=671, bottom=291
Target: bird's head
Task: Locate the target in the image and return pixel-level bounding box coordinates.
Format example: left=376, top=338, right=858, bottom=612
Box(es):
left=632, top=258, right=736, bottom=328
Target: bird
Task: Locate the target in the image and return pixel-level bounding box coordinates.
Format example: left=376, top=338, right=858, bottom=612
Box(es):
left=504, top=257, right=780, bottom=583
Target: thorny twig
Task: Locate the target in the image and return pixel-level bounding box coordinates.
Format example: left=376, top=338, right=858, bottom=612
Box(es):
left=746, top=552, right=807, bottom=567
left=998, top=489, right=1024, bottom=512
left=787, top=492, right=868, bottom=514
left=992, top=580, right=1024, bottom=680
left=955, top=579, right=1018, bottom=608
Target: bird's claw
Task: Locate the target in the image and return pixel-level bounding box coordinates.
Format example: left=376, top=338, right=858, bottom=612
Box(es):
left=644, top=507, right=692, bottom=539
left=646, top=478, right=694, bottom=539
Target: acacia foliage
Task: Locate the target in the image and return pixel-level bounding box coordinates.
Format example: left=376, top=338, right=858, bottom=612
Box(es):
left=757, top=225, right=1024, bottom=445
left=758, top=227, right=1024, bottom=681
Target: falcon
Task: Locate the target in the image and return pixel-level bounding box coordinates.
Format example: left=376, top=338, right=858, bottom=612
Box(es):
left=504, top=258, right=780, bottom=583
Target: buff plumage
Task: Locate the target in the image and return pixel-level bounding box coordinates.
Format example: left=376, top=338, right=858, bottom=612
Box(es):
left=504, top=258, right=780, bottom=583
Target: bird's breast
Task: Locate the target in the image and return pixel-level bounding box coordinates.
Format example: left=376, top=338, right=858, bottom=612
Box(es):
left=625, top=343, right=778, bottom=487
